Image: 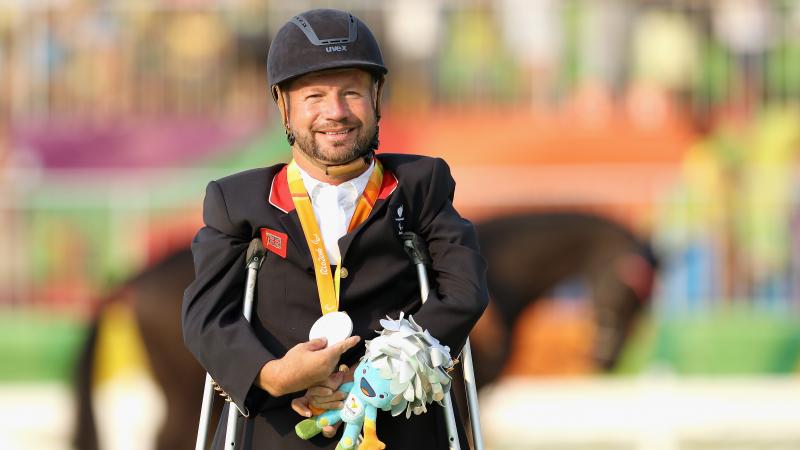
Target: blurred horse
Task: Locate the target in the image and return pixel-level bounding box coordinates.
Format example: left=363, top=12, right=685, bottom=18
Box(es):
left=72, top=247, right=211, bottom=450
left=73, top=212, right=657, bottom=450
left=470, top=212, right=656, bottom=385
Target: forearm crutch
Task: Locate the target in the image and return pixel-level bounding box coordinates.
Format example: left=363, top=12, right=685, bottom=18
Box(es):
left=401, top=232, right=485, bottom=450
left=195, top=238, right=265, bottom=450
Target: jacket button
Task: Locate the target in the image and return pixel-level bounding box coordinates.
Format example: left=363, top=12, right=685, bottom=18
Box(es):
left=340, top=267, right=349, bottom=279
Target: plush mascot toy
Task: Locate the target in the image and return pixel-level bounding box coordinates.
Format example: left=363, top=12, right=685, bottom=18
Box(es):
left=295, top=314, right=454, bottom=450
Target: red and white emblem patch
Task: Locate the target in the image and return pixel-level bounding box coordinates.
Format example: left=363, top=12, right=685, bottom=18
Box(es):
left=260, top=227, right=287, bottom=258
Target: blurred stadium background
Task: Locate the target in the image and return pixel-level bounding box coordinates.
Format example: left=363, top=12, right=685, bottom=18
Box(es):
left=1, top=0, right=800, bottom=449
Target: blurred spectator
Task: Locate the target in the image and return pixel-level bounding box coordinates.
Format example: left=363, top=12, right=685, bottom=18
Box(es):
left=383, top=0, right=442, bottom=110
left=496, top=0, right=562, bottom=104
left=630, top=8, right=700, bottom=94
left=655, top=107, right=800, bottom=310
left=438, top=5, right=520, bottom=103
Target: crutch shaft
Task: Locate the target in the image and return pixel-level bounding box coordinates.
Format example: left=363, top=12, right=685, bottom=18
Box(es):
left=224, top=403, right=239, bottom=449
left=414, top=260, right=461, bottom=449
left=415, top=263, right=430, bottom=302
left=442, top=391, right=462, bottom=450
left=195, top=373, right=216, bottom=450
left=461, top=338, right=484, bottom=450
left=223, top=257, right=262, bottom=448
left=242, top=264, right=259, bottom=321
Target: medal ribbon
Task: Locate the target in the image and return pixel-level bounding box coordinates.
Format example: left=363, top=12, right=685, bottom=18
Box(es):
left=287, top=159, right=384, bottom=314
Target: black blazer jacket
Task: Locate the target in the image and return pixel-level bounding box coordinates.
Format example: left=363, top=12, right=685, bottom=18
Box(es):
left=182, top=153, right=488, bottom=449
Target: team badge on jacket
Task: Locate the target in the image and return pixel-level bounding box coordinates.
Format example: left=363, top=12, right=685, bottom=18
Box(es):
left=260, top=227, right=288, bottom=258
left=395, top=204, right=405, bottom=234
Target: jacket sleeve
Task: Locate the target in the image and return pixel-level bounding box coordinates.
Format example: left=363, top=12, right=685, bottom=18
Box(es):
left=181, top=180, right=276, bottom=416
left=411, top=158, right=489, bottom=355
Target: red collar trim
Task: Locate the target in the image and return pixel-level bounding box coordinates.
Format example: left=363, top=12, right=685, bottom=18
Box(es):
left=378, top=169, right=398, bottom=200
left=268, top=164, right=292, bottom=213
left=268, top=162, right=399, bottom=213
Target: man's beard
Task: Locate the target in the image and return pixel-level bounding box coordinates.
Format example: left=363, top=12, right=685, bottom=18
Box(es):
left=292, top=122, right=379, bottom=166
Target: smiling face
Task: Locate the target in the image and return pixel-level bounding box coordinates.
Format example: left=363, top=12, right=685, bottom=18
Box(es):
left=285, top=68, right=379, bottom=166
left=353, top=361, right=393, bottom=411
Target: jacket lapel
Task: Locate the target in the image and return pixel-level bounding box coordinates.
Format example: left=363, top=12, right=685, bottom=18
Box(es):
left=278, top=214, right=313, bottom=271
left=268, top=164, right=313, bottom=272
left=338, top=164, right=399, bottom=261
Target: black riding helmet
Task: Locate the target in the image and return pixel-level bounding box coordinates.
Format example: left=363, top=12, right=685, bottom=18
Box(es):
left=267, top=9, right=388, bottom=90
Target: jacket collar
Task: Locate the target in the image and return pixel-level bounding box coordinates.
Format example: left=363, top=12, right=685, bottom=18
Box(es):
left=268, top=158, right=398, bottom=213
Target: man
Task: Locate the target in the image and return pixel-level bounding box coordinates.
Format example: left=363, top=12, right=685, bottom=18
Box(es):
left=183, top=8, right=488, bottom=449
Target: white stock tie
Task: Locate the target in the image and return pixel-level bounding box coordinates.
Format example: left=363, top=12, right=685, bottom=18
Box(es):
left=315, top=184, right=349, bottom=265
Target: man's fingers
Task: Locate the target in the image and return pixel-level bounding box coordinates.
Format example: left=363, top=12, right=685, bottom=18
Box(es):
left=343, top=335, right=360, bottom=351
left=331, top=390, right=347, bottom=401
left=322, top=422, right=341, bottom=438
left=309, top=388, right=346, bottom=405
left=314, top=371, right=344, bottom=391
left=309, top=389, right=346, bottom=403
left=309, top=389, right=346, bottom=410
left=330, top=369, right=345, bottom=384
left=312, top=399, right=344, bottom=410
left=290, top=397, right=312, bottom=418
left=330, top=335, right=360, bottom=356
left=304, top=337, right=328, bottom=351
left=307, top=386, right=334, bottom=397
left=337, top=364, right=355, bottom=383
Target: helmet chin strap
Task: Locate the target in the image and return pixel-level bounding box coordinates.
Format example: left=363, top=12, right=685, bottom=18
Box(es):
left=272, top=76, right=384, bottom=179
left=315, top=152, right=373, bottom=178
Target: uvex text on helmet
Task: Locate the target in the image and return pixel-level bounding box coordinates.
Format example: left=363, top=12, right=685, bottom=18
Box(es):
left=267, top=9, right=388, bottom=88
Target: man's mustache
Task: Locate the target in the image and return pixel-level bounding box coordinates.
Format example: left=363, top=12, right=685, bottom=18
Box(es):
left=312, top=120, right=361, bottom=132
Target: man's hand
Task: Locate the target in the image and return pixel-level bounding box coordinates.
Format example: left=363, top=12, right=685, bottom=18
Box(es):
left=292, top=364, right=353, bottom=413
left=257, top=336, right=360, bottom=397
left=307, top=368, right=349, bottom=410
left=291, top=365, right=352, bottom=438
left=291, top=395, right=342, bottom=438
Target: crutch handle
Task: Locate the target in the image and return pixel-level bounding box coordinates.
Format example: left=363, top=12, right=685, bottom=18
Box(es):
left=401, top=232, right=431, bottom=266
left=246, top=237, right=266, bottom=269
